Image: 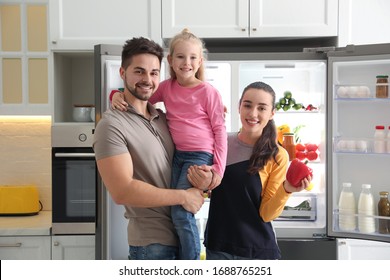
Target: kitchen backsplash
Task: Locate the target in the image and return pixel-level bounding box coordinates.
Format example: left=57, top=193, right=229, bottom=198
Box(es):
left=0, top=116, right=51, bottom=210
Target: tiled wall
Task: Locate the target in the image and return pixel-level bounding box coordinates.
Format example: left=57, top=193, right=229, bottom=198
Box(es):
left=0, top=117, right=51, bottom=210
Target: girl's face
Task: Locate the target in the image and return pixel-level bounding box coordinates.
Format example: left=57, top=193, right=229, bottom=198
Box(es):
left=239, top=88, right=275, bottom=136
left=168, top=39, right=203, bottom=82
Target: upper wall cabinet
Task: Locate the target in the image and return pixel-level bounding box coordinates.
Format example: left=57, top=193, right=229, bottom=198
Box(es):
left=49, top=0, right=162, bottom=50
left=0, top=2, right=50, bottom=116
left=162, top=0, right=338, bottom=39
left=338, top=0, right=390, bottom=47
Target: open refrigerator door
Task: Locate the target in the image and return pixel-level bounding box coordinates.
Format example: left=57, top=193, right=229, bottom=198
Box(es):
left=327, top=43, right=390, bottom=245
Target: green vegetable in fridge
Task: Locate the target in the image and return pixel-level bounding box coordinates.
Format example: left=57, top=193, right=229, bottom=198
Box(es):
left=293, top=103, right=303, bottom=110
left=284, top=91, right=292, bottom=99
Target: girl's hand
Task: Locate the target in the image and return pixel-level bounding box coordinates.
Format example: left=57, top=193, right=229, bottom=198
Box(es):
left=207, top=170, right=222, bottom=191
left=111, top=91, right=128, bottom=111
left=187, top=164, right=212, bottom=191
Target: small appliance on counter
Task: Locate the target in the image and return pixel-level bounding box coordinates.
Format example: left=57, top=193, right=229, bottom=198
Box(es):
left=0, top=185, right=41, bottom=216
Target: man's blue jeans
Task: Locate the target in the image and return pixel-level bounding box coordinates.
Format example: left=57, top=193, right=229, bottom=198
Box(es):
left=128, top=243, right=179, bottom=260
left=171, top=150, right=213, bottom=260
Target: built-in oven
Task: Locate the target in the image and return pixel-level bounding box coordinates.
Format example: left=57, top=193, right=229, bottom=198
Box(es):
left=51, top=123, right=96, bottom=234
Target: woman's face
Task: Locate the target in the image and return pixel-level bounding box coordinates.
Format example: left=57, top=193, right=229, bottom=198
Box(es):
left=239, top=88, right=275, bottom=136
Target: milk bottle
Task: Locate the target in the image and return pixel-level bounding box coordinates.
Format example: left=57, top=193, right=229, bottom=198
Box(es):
left=358, top=184, right=376, bottom=233
left=338, top=182, right=356, bottom=231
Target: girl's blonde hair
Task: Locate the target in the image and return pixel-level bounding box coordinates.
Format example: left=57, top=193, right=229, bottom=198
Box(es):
left=168, top=28, right=207, bottom=81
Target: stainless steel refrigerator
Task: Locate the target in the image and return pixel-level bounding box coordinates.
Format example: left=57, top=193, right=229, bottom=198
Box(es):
left=94, top=43, right=390, bottom=260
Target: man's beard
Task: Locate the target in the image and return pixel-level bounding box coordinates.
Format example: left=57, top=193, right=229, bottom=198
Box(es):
left=124, top=79, right=153, bottom=101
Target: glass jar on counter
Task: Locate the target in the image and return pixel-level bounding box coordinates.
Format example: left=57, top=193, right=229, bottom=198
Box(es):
left=282, top=132, right=296, bottom=161
left=376, top=75, right=388, bottom=98
left=378, top=191, right=390, bottom=234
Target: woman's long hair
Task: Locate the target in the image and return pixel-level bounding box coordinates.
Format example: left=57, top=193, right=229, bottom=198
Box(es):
left=239, top=81, right=280, bottom=174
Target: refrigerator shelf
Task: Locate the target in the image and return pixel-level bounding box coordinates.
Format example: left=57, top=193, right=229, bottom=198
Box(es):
left=332, top=209, right=390, bottom=236
left=275, top=110, right=321, bottom=114
left=333, top=137, right=390, bottom=154
left=335, top=97, right=390, bottom=101
left=334, top=85, right=373, bottom=98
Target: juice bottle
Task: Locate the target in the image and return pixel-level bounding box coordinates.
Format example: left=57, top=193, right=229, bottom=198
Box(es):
left=282, top=133, right=296, bottom=161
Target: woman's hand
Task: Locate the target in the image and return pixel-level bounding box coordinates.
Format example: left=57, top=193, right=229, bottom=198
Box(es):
left=284, top=175, right=312, bottom=193
left=111, top=91, right=128, bottom=111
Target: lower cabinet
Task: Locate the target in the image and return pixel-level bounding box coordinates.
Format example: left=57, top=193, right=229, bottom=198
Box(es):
left=51, top=235, right=95, bottom=260
left=0, top=236, right=51, bottom=260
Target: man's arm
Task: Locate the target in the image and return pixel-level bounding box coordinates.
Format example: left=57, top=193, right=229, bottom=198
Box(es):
left=97, top=152, right=204, bottom=214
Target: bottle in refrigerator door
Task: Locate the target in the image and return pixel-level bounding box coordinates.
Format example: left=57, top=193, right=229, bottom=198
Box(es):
left=378, top=191, right=390, bottom=234
left=387, top=126, right=390, bottom=153
left=375, top=75, right=388, bottom=98
left=338, top=182, right=357, bottom=231
left=358, top=184, right=376, bottom=234
left=374, top=125, right=386, bottom=153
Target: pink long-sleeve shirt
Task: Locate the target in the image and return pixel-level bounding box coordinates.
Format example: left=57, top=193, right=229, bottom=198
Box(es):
left=149, top=79, right=227, bottom=177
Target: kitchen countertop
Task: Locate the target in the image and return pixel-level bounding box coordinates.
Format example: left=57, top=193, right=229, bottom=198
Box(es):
left=0, top=211, right=51, bottom=236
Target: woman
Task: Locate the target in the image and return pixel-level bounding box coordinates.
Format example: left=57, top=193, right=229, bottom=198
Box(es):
left=187, top=81, right=310, bottom=260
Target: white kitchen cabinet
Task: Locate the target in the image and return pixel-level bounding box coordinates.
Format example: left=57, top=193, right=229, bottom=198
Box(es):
left=338, top=0, right=390, bottom=47
left=51, top=235, right=95, bottom=260
left=49, top=0, right=162, bottom=50
left=162, top=0, right=338, bottom=39
left=0, top=236, right=51, bottom=260
left=337, top=238, right=390, bottom=260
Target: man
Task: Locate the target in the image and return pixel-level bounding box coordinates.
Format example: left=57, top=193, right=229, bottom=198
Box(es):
left=93, top=37, right=204, bottom=260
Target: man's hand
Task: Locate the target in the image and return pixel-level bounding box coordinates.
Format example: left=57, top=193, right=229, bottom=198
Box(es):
left=182, top=188, right=204, bottom=214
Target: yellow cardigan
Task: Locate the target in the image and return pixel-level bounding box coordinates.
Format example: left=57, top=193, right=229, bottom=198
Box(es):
left=259, top=147, right=291, bottom=222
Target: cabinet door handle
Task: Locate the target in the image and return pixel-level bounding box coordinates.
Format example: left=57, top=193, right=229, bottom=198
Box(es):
left=0, top=242, right=22, bottom=247
left=53, top=241, right=60, bottom=246
left=252, top=28, right=257, bottom=31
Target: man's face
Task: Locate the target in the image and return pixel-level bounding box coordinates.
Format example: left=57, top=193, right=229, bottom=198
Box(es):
left=120, top=54, right=161, bottom=101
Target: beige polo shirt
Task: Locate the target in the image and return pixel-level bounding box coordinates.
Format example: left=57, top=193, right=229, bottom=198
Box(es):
left=93, top=103, right=177, bottom=247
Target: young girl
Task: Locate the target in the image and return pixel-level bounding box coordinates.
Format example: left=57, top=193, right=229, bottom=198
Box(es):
left=110, top=29, right=227, bottom=260
left=187, top=81, right=310, bottom=259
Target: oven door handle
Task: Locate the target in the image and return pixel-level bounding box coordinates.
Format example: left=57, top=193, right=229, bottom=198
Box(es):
left=54, top=153, right=95, bottom=158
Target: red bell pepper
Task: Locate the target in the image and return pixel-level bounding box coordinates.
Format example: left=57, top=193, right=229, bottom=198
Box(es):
left=286, top=159, right=313, bottom=187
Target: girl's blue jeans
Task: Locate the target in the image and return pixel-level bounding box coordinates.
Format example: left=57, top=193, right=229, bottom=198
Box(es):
left=171, top=150, right=213, bottom=260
